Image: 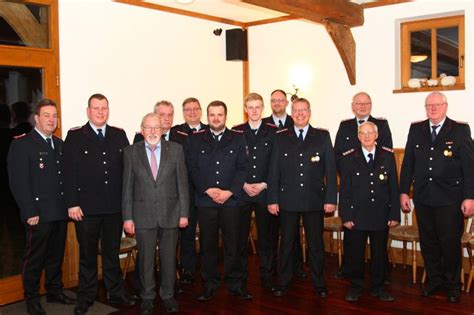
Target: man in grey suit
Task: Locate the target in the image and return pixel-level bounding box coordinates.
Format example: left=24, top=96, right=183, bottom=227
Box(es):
left=122, top=113, right=189, bottom=314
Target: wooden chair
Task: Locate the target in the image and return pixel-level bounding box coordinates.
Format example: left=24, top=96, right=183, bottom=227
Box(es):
left=323, top=215, right=343, bottom=268
left=248, top=211, right=257, bottom=255
left=98, top=236, right=137, bottom=280
left=387, top=208, right=420, bottom=284
left=466, top=237, right=474, bottom=292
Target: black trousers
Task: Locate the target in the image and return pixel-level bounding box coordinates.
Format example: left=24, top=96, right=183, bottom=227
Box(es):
left=179, top=203, right=198, bottom=273
left=239, top=202, right=279, bottom=285
left=346, top=229, right=387, bottom=292
left=197, top=206, right=242, bottom=291
left=416, top=203, right=464, bottom=292
left=274, top=214, right=305, bottom=274
left=74, top=213, right=123, bottom=305
left=136, top=227, right=178, bottom=301
left=278, top=210, right=325, bottom=290
left=22, top=220, right=67, bottom=304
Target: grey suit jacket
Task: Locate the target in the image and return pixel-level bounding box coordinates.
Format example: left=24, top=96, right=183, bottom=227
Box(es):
left=122, top=140, right=189, bottom=229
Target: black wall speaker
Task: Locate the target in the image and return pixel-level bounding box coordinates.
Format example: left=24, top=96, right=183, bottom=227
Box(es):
left=226, top=28, right=248, bottom=61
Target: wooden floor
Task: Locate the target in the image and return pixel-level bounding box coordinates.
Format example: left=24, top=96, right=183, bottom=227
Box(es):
left=87, top=253, right=474, bottom=315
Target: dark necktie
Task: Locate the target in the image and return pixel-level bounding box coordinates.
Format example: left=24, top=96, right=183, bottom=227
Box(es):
left=161, top=134, right=167, bottom=140
left=213, top=132, right=222, bottom=142
left=278, top=120, right=284, bottom=129
left=250, top=128, right=258, bottom=135
left=97, top=128, right=105, bottom=141
left=367, top=152, right=374, bottom=170
left=358, top=119, right=365, bottom=125
left=431, top=125, right=439, bottom=143
left=298, top=129, right=304, bottom=142
left=191, top=128, right=197, bottom=133
left=46, top=138, right=53, bottom=150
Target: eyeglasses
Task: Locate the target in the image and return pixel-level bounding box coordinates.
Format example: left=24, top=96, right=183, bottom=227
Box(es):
left=292, top=108, right=309, bottom=114
left=142, top=126, right=162, bottom=132
left=425, top=103, right=446, bottom=108
left=184, top=108, right=201, bottom=112
left=271, top=99, right=286, bottom=104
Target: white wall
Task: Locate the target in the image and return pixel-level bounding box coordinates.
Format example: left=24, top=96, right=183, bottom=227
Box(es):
left=249, top=0, right=473, bottom=147
left=59, top=0, right=243, bottom=141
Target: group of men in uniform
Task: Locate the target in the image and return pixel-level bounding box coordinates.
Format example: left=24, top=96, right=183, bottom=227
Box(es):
left=7, top=89, right=474, bottom=315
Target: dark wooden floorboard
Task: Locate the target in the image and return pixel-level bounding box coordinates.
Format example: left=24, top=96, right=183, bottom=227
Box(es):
left=92, top=254, right=474, bottom=314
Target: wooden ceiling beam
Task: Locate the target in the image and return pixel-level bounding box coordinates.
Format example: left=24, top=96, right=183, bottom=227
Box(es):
left=241, top=0, right=363, bottom=27
left=325, top=21, right=356, bottom=85
left=0, top=2, right=48, bottom=48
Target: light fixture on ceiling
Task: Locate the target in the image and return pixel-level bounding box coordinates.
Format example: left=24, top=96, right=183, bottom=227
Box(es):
left=176, top=0, right=194, bottom=4
left=410, top=55, right=428, bottom=63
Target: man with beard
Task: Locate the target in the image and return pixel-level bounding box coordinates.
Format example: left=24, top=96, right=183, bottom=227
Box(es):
left=187, top=100, right=250, bottom=301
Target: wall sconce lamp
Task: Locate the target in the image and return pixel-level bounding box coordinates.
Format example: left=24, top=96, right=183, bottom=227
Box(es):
left=410, top=55, right=428, bottom=63
left=290, top=84, right=299, bottom=102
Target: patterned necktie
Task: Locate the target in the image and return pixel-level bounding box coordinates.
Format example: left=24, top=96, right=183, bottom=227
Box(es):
left=431, top=125, right=439, bottom=143
left=46, top=138, right=54, bottom=150
left=97, top=128, right=105, bottom=141
left=298, top=129, right=304, bottom=142
left=278, top=120, right=284, bottom=129
left=149, top=146, right=158, bottom=180
left=367, top=153, right=374, bottom=170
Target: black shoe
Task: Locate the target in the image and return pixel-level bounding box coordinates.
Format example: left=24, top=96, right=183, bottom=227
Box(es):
left=447, top=291, right=461, bottom=303
left=422, top=284, right=442, bottom=297
left=175, top=285, right=185, bottom=295
left=229, top=287, right=252, bottom=300
left=163, top=298, right=179, bottom=313
left=383, top=277, right=392, bottom=285
left=333, top=270, right=346, bottom=280
left=345, top=288, right=362, bottom=302
left=317, top=288, right=329, bottom=298
left=262, top=280, right=276, bottom=292
left=295, top=269, right=308, bottom=279
left=140, top=299, right=154, bottom=315
left=26, top=302, right=46, bottom=315
left=273, top=286, right=288, bottom=297
left=108, top=292, right=136, bottom=306
left=197, top=288, right=215, bottom=301
left=370, top=289, right=395, bottom=302
left=74, top=303, right=89, bottom=315
left=47, top=292, right=76, bottom=305
left=181, top=271, right=194, bottom=284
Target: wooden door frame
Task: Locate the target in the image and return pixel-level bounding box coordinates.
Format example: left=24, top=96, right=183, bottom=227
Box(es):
left=0, top=0, right=63, bottom=305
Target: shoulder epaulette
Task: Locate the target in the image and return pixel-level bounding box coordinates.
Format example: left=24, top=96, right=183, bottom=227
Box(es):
left=69, top=126, right=81, bottom=131
left=341, top=118, right=353, bottom=122
left=316, top=127, right=329, bottom=132
left=411, top=120, right=424, bottom=124
left=109, top=125, right=124, bottom=130
left=276, top=128, right=288, bottom=134
left=455, top=120, right=468, bottom=125
left=342, top=148, right=355, bottom=156
left=176, top=130, right=188, bottom=136
left=232, top=122, right=246, bottom=128
left=266, top=122, right=277, bottom=128
left=193, top=129, right=206, bottom=134
left=374, top=116, right=387, bottom=120
left=231, top=129, right=244, bottom=133
left=14, top=133, right=26, bottom=139
left=382, top=146, right=394, bottom=153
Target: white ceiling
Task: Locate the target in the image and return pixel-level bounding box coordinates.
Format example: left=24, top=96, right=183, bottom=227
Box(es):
left=144, top=0, right=288, bottom=23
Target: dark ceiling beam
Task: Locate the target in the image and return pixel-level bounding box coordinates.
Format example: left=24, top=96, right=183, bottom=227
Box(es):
left=241, top=0, right=364, bottom=27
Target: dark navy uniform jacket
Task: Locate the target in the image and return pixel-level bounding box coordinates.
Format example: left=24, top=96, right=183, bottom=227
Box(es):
left=171, top=122, right=209, bottom=135
left=334, top=116, right=393, bottom=167
left=232, top=122, right=277, bottom=204
left=338, top=146, right=401, bottom=231
left=267, top=126, right=338, bottom=212
left=63, top=123, right=129, bottom=215
left=400, top=117, right=474, bottom=207
left=7, top=130, right=67, bottom=223
left=262, top=115, right=294, bottom=130
left=186, top=128, right=248, bottom=207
